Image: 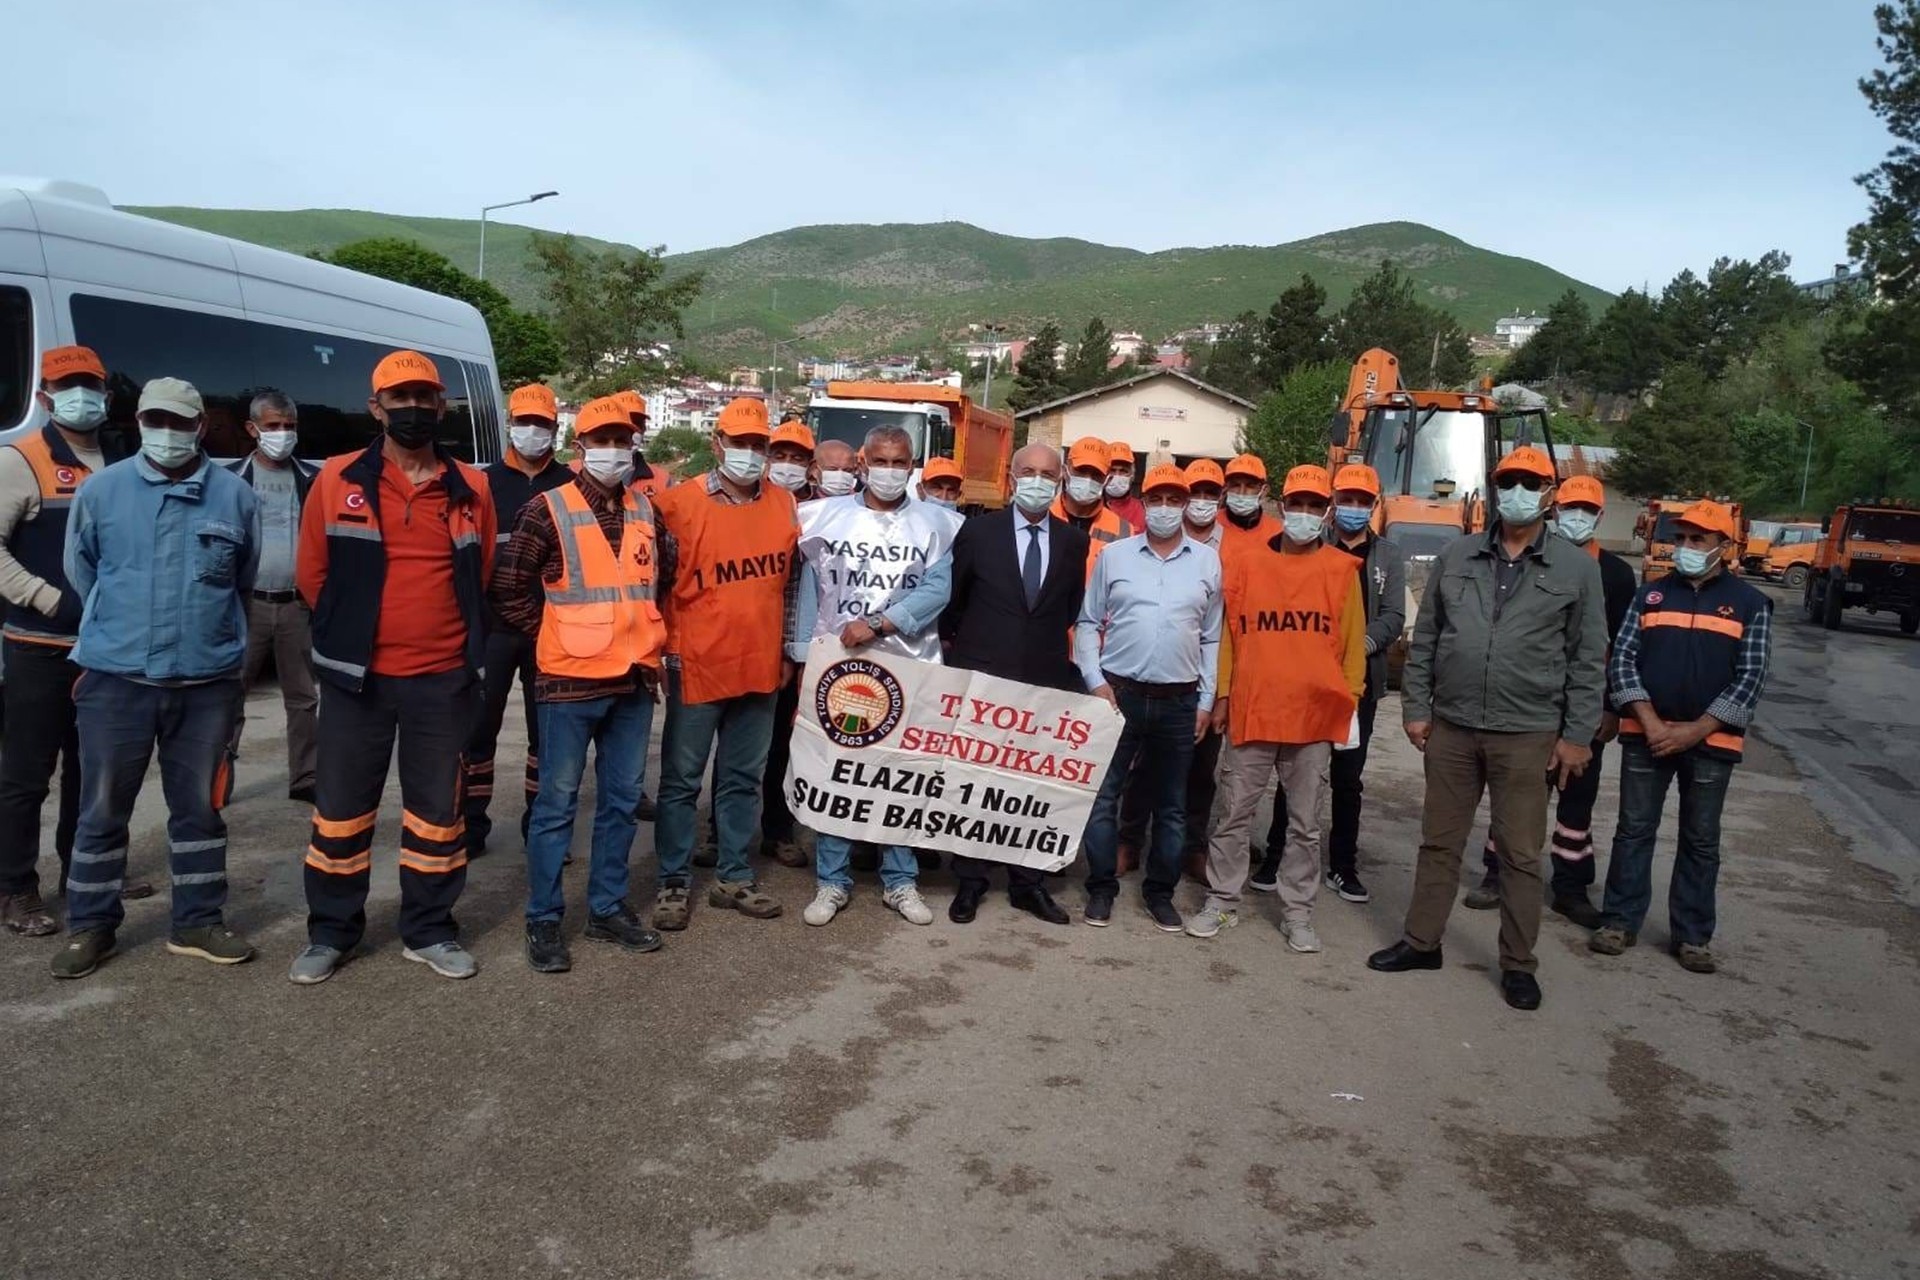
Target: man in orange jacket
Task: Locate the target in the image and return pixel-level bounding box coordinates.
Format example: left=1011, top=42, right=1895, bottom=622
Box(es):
left=491, top=398, right=667, bottom=973
left=1187, top=465, right=1365, bottom=954
left=1054, top=437, right=1133, bottom=573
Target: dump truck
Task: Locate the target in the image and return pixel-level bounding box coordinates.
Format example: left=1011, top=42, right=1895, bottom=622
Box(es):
left=1802, top=499, right=1920, bottom=633
left=1639, top=496, right=1748, bottom=580
left=1742, top=521, right=1823, bottom=589
left=804, top=381, right=1013, bottom=509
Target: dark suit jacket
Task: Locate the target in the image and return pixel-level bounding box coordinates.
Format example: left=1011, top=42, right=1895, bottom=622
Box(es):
left=940, top=506, right=1089, bottom=692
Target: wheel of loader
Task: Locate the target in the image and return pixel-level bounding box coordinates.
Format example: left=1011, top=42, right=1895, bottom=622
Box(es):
left=1783, top=564, right=1810, bottom=592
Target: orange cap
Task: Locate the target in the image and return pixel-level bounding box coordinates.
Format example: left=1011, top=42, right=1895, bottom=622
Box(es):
left=770, top=420, right=816, bottom=451
left=615, top=389, right=649, bottom=422
left=574, top=397, right=634, bottom=439
left=1107, top=440, right=1135, bottom=467
left=41, top=345, right=106, bottom=384
left=1141, top=463, right=1190, bottom=495
left=716, top=397, right=770, bottom=438
left=1282, top=464, right=1333, bottom=499
left=1558, top=476, right=1606, bottom=508
left=921, top=457, right=964, bottom=484
left=1676, top=498, right=1737, bottom=542
left=508, top=383, right=558, bottom=421
left=1183, top=459, right=1226, bottom=488
left=1332, top=464, right=1381, bottom=498
left=1493, top=445, right=1555, bottom=481
left=371, top=349, right=443, bottom=394
left=1068, top=437, right=1111, bottom=473
left=1225, top=453, right=1268, bottom=482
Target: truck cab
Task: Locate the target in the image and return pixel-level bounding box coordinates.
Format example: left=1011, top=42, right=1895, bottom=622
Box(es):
left=804, top=381, right=1012, bottom=509
left=1804, top=500, right=1920, bottom=633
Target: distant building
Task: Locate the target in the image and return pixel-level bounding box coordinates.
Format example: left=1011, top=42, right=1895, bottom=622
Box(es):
left=1014, top=368, right=1255, bottom=463
left=1494, top=314, right=1549, bottom=349
left=727, top=366, right=763, bottom=389
left=1799, top=262, right=1871, bottom=302
left=1111, top=331, right=1148, bottom=360
left=1170, top=322, right=1226, bottom=346
left=799, top=357, right=860, bottom=381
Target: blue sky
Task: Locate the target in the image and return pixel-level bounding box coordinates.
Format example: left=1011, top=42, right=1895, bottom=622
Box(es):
left=10, top=0, right=1890, bottom=294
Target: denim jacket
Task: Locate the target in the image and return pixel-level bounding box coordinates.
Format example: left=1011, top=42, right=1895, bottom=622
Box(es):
left=65, top=454, right=260, bottom=681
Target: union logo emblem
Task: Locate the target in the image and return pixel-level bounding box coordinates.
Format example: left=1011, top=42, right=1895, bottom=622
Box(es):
left=814, top=658, right=905, bottom=748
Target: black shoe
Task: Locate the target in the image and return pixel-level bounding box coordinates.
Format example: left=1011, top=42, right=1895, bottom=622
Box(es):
left=1009, top=886, right=1070, bottom=926
left=1084, top=891, right=1115, bottom=927
left=633, top=795, right=658, bottom=823
left=1550, top=893, right=1604, bottom=930
left=584, top=904, right=664, bottom=953
left=525, top=920, right=571, bottom=973
left=1367, top=940, right=1443, bottom=972
left=948, top=886, right=983, bottom=924
left=1324, top=870, right=1370, bottom=903
left=1501, top=970, right=1542, bottom=1011
left=289, top=785, right=316, bottom=805
left=1144, top=898, right=1184, bottom=933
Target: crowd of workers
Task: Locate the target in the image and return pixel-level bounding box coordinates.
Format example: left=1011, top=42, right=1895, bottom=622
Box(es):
left=0, top=344, right=1773, bottom=1009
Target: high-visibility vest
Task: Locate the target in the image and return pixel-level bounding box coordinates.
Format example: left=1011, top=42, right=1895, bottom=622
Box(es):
left=535, top=483, right=665, bottom=678
left=2, top=427, right=94, bottom=646
left=1223, top=543, right=1357, bottom=746
left=1052, top=499, right=1132, bottom=580
left=651, top=474, right=797, bottom=704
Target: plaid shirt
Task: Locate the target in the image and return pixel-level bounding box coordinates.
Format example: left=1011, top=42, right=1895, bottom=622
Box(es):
left=1609, top=575, right=1771, bottom=728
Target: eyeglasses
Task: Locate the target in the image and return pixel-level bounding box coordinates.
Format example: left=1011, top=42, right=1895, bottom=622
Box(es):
left=1496, top=475, right=1548, bottom=492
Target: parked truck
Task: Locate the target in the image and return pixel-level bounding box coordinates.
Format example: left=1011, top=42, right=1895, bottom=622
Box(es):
left=1742, top=521, right=1823, bottom=589
left=1803, top=499, right=1920, bottom=633
left=1639, top=496, right=1748, bottom=580
left=804, top=381, right=1013, bottom=509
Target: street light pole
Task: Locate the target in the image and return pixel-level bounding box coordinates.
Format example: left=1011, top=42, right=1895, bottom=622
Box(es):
left=477, top=190, right=559, bottom=281
left=1797, top=418, right=1816, bottom=509
left=980, top=322, right=1002, bottom=407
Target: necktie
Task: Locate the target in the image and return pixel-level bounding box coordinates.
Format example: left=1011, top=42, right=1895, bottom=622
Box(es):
left=1022, top=522, right=1043, bottom=609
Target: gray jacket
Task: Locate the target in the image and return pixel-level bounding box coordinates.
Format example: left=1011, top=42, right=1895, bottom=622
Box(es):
left=1401, top=525, right=1606, bottom=742
left=1332, top=531, right=1405, bottom=700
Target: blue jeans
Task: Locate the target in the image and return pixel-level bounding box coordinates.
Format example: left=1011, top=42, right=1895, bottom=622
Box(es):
left=656, top=667, right=778, bottom=887
left=816, top=834, right=917, bottom=893
left=1600, top=738, right=1735, bottom=946
left=67, top=672, right=241, bottom=935
left=525, top=692, right=653, bottom=923
left=1083, top=685, right=1198, bottom=902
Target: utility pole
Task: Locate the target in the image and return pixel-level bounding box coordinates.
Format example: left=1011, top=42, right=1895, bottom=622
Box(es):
left=1797, top=419, right=1816, bottom=508
left=478, top=190, right=558, bottom=280
left=980, top=322, right=1003, bottom=407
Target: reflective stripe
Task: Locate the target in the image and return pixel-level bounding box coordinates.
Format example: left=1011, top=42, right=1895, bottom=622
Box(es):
left=451, top=531, right=481, bottom=550
left=66, top=878, right=123, bottom=894
left=171, top=871, right=227, bottom=886
left=304, top=848, right=371, bottom=875
left=70, top=847, right=125, bottom=866
left=325, top=522, right=384, bottom=543
left=313, top=810, right=377, bottom=839
left=402, top=810, right=465, bottom=843
left=1642, top=610, right=1744, bottom=639
left=312, top=650, right=369, bottom=681
left=38, top=496, right=74, bottom=511
left=398, top=850, right=467, bottom=875
left=170, top=838, right=227, bottom=854
left=1706, top=731, right=1744, bottom=753
left=0, top=625, right=76, bottom=645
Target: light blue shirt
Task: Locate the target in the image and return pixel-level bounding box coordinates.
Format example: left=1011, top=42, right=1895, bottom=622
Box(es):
left=65, top=454, right=260, bottom=682
left=1074, top=533, right=1223, bottom=710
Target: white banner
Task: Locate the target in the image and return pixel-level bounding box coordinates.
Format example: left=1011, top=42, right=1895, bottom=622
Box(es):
left=783, top=636, right=1125, bottom=870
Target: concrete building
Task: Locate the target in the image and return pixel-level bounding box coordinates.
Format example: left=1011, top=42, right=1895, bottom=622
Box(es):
left=1494, top=314, right=1549, bottom=349
left=1014, top=368, right=1254, bottom=464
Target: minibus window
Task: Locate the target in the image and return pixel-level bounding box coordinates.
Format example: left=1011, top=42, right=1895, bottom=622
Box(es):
left=2, top=287, right=35, bottom=433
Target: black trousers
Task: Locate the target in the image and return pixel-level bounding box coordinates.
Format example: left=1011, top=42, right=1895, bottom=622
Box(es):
left=951, top=854, right=1043, bottom=893
left=462, top=630, right=538, bottom=853
left=1263, top=694, right=1376, bottom=877
left=0, top=639, right=81, bottom=897
left=305, top=670, right=478, bottom=950
left=761, top=677, right=801, bottom=843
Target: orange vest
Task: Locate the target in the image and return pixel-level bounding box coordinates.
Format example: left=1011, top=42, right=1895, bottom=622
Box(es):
left=3, top=428, right=95, bottom=646
left=652, top=474, right=798, bottom=704
left=535, top=484, right=666, bottom=679
left=1052, top=499, right=1132, bottom=579
left=1224, top=543, right=1357, bottom=746
left=1219, top=512, right=1282, bottom=569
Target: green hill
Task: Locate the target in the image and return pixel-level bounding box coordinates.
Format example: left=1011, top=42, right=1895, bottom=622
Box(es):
left=128, top=206, right=1611, bottom=364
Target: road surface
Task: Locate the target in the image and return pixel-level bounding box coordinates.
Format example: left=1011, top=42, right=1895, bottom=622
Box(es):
left=1, top=605, right=1914, bottom=1280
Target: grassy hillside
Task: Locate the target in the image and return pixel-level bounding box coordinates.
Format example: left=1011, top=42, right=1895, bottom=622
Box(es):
left=128, top=206, right=1612, bottom=365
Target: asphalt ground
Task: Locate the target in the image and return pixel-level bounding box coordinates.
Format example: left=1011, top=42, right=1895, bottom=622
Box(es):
left=1, top=599, right=1915, bottom=1280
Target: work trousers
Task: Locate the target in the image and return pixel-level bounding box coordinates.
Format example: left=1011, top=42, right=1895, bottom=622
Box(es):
left=1206, top=739, right=1330, bottom=922
left=66, top=673, right=240, bottom=935
left=1085, top=686, right=1198, bottom=902
left=1117, top=717, right=1221, bottom=861
left=1263, top=694, right=1377, bottom=878
left=655, top=668, right=776, bottom=888
left=462, top=629, right=539, bottom=854
left=304, top=669, right=477, bottom=951
left=231, top=595, right=317, bottom=792
left=525, top=692, right=652, bottom=924
left=0, top=638, right=80, bottom=897
left=1402, top=720, right=1557, bottom=973
left=761, top=677, right=802, bottom=844
left=1478, top=737, right=1609, bottom=899
left=1600, top=739, right=1734, bottom=946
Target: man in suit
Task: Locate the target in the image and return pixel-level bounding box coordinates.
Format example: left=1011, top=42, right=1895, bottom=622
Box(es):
left=939, top=443, right=1091, bottom=926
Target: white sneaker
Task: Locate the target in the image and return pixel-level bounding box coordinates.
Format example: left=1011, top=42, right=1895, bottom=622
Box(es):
left=803, top=885, right=851, bottom=927
left=1186, top=905, right=1238, bottom=938
left=884, top=884, right=934, bottom=925
left=1281, top=919, right=1323, bottom=953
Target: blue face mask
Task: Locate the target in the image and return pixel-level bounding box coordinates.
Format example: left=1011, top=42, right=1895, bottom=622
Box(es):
left=1674, top=546, right=1717, bottom=578
left=1333, top=504, right=1372, bottom=533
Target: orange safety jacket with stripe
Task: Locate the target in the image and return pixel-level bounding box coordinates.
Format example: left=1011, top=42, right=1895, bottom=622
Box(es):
left=1219, top=511, right=1283, bottom=568
left=1615, top=569, right=1768, bottom=761
left=1051, top=498, right=1132, bottom=579
left=2, top=427, right=95, bottom=646
left=1219, top=541, right=1365, bottom=747
left=652, top=474, right=797, bottom=705
left=535, top=483, right=665, bottom=678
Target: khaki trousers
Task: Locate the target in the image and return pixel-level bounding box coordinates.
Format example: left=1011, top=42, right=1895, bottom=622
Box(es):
left=1402, top=719, right=1557, bottom=973
left=234, top=595, right=318, bottom=792
left=1206, top=739, right=1330, bottom=922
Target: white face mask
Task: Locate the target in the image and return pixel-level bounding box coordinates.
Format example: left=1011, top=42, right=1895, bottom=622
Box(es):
left=1554, top=509, right=1600, bottom=544
left=817, top=468, right=858, bottom=497
left=1225, top=492, right=1263, bottom=519
left=1104, top=473, right=1132, bottom=499
left=255, top=429, right=298, bottom=462
left=1282, top=510, right=1326, bottom=544
left=767, top=461, right=809, bottom=492
left=509, top=424, right=554, bottom=458
left=583, top=446, right=634, bottom=487
left=1185, top=497, right=1219, bottom=526
left=864, top=465, right=911, bottom=501
left=719, top=445, right=767, bottom=485
left=139, top=424, right=200, bottom=470
left=50, top=387, right=108, bottom=431
left=1065, top=474, right=1105, bottom=505
left=1144, top=506, right=1184, bottom=538
left=1014, top=475, right=1059, bottom=515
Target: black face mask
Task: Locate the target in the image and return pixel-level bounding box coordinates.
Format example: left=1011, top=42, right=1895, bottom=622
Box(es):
left=384, top=406, right=441, bottom=449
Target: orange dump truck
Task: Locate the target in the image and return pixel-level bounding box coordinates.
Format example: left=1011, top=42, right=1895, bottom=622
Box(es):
left=805, top=381, right=1013, bottom=509
left=1742, top=521, right=1822, bottom=589
left=1803, top=499, right=1920, bottom=633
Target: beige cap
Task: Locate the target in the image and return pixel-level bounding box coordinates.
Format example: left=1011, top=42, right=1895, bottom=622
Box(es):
left=137, top=377, right=204, bottom=419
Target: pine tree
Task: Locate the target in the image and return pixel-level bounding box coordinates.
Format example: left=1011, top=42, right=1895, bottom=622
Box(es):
left=1064, top=317, right=1117, bottom=392
left=1006, top=321, right=1068, bottom=412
